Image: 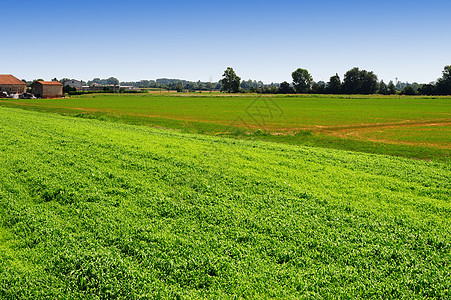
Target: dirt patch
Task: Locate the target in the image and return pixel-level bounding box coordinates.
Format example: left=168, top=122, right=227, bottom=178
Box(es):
left=324, top=120, right=451, bottom=149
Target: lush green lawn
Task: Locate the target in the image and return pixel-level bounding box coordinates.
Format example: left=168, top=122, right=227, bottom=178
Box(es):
left=0, top=107, right=450, bottom=298
left=1, top=93, right=449, bottom=160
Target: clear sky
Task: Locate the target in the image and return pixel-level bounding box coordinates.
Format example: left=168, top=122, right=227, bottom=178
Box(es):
left=2, top=0, right=450, bottom=84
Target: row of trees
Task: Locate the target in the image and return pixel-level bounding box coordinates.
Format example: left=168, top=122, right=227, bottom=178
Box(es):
left=120, top=79, right=219, bottom=92
left=220, top=65, right=451, bottom=95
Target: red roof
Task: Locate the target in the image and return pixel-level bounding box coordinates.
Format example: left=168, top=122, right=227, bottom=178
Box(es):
left=37, top=81, right=63, bottom=86
left=0, top=74, right=26, bottom=85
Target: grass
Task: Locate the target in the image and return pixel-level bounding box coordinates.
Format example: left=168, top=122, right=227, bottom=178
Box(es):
left=357, top=124, right=451, bottom=147
left=0, top=93, right=449, bottom=161
left=0, top=106, right=450, bottom=298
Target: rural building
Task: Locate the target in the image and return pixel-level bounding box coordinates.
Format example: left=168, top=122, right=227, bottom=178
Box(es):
left=0, top=74, right=27, bottom=94
left=63, top=79, right=82, bottom=90
left=119, top=85, right=140, bottom=91
left=31, top=81, right=63, bottom=98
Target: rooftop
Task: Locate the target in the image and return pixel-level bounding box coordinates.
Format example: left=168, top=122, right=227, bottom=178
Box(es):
left=0, top=74, right=26, bottom=85
left=36, top=81, right=63, bottom=86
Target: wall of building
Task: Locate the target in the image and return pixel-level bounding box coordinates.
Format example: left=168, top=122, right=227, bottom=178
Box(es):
left=31, top=84, right=43, bottom=97
left=0, top=84, right=26, bottom=94
left=42, top=85, right=63, bottom=98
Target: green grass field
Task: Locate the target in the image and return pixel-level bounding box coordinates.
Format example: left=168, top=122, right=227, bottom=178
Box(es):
left=0, top=107, right=450, bottom=298
left=1, top=93, right=449, bottom=160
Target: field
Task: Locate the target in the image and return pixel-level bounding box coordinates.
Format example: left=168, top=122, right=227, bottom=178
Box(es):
left=1, top=93, right=450, bottom=161
left=0, top=107, right=450, bottom=298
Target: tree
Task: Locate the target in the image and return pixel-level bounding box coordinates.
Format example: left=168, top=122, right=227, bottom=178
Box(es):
left=107, top=77, right=119, bottom=85
left=342, top=67, right=378, bottom=94
left=220, top=67, right=241, bottom=93
left=292, top=68, right=312, bottom=93
left=326, top=73, right=341, bottom=94
left=311, top=82, right=325, bottom=94
left=401, top=85, right=416, bottom=95
left=418, top=84, right=436, bottom=95
left=279, top=81, right=294, bottom=94
left=378, top=80, right=388, bottom=95
left=64, top=85, right=76, bottom=93
left=175, top=82, right=184, bottom=93
left=436, top=65, right=451, bottom=95
left=206, top=82, right=214, bottom=92
left=387, top=80, right=396, bottom=95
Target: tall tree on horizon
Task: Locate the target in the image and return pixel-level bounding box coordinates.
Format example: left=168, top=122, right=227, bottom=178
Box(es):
left=326, top=73, right=341, bottom=94
left=220, top=67, right=241, bottom=93
left=292, top=68, right=313, bottom=93
left=342, top=67, right=378, bottom=94
left=436, top=65, right=451, bottom=95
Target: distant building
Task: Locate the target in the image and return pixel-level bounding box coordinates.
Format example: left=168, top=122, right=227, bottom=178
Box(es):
left=119, top=85, right=140, bottom=91
left=63, top=79, right=83, bottom=90
left=0, top=74, right=27, bottom=94
left=31, top=81, right=63, bottom=98
left=88, top=83, right=119, bottom=92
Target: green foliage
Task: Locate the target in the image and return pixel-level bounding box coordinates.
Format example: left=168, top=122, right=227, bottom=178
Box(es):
left=0, top=107, right=450, bottom=298
left=292, top=68, right=313, bottom=93
left=220, top=67, right=241, bottom=93
left=387, top=80, right=397, bottom=95
left=63, top=85, right=77, bottom=93
left=342, top=67, right=378, bottom=94
left=175, top=82, right=184, bottom=93
left=278, top=81, right=293, bottom=94
left=436, top=65, right=451, bottom=95
left=401, top=86, right=417, bottom=95
left=378, top=80, right=388, bottom=95
left=326, top=74, right=341, bottom=94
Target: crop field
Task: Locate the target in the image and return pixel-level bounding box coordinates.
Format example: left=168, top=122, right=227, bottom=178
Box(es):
left=0, top=107, right=450, bottom=298
left=1, top=93, right=450, bottom=160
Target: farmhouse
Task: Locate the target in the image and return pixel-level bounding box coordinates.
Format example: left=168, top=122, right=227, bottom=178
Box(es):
left=31, top=81, right=63, bottom=98
left=63, top=79, right=82, bottom=90
left=0, top=75, right=26, bottom=94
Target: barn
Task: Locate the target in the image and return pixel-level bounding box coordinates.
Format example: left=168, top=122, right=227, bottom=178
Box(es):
left=31, top=81, right=63, bottom=98
left=0, top=75, right=27, bottom=94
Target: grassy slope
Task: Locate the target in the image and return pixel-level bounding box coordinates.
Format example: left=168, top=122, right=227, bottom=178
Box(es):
left=0, top=107, right=450, bottom=299
left=1, top=94, right=450, bottom=161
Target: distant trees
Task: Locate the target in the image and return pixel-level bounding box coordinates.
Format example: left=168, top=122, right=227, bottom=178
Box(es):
left=387, top=81, right=396, bottom=95
left=279, top=81, right=294, bottom=94
left=49, top=64, right=451, bottom=96
left=220, top=67, right=241, bottom=93
left=326, top=74, right=342, bottom=94
left=107, top=77, right=119, bottom=85
left=401, top=86, right=416, bottom=95
left=378, top=81, right=388, bottom=95
left=311, top=82, right=326, bottom=94
left=436, top=65, right=451, bottom=95
left=418, top=84, right=435, bottom=95
left=175, top=82, right=184, bottom=93
left=342, top=67, right=378, bottom=94
left=292, top=68, right=313, bottom=93
left=63, top=85, right=76, bottom=93
left=206, top=82, right=214, bottom=92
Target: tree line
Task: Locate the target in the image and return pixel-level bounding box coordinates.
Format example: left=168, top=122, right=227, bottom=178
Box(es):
left=40, top=65, right=451, bottom=95
left=220, top=65, right=451, bottom=95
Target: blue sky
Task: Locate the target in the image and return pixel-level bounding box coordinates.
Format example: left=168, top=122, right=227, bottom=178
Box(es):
left=2, top=0, right=450, bottom=83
